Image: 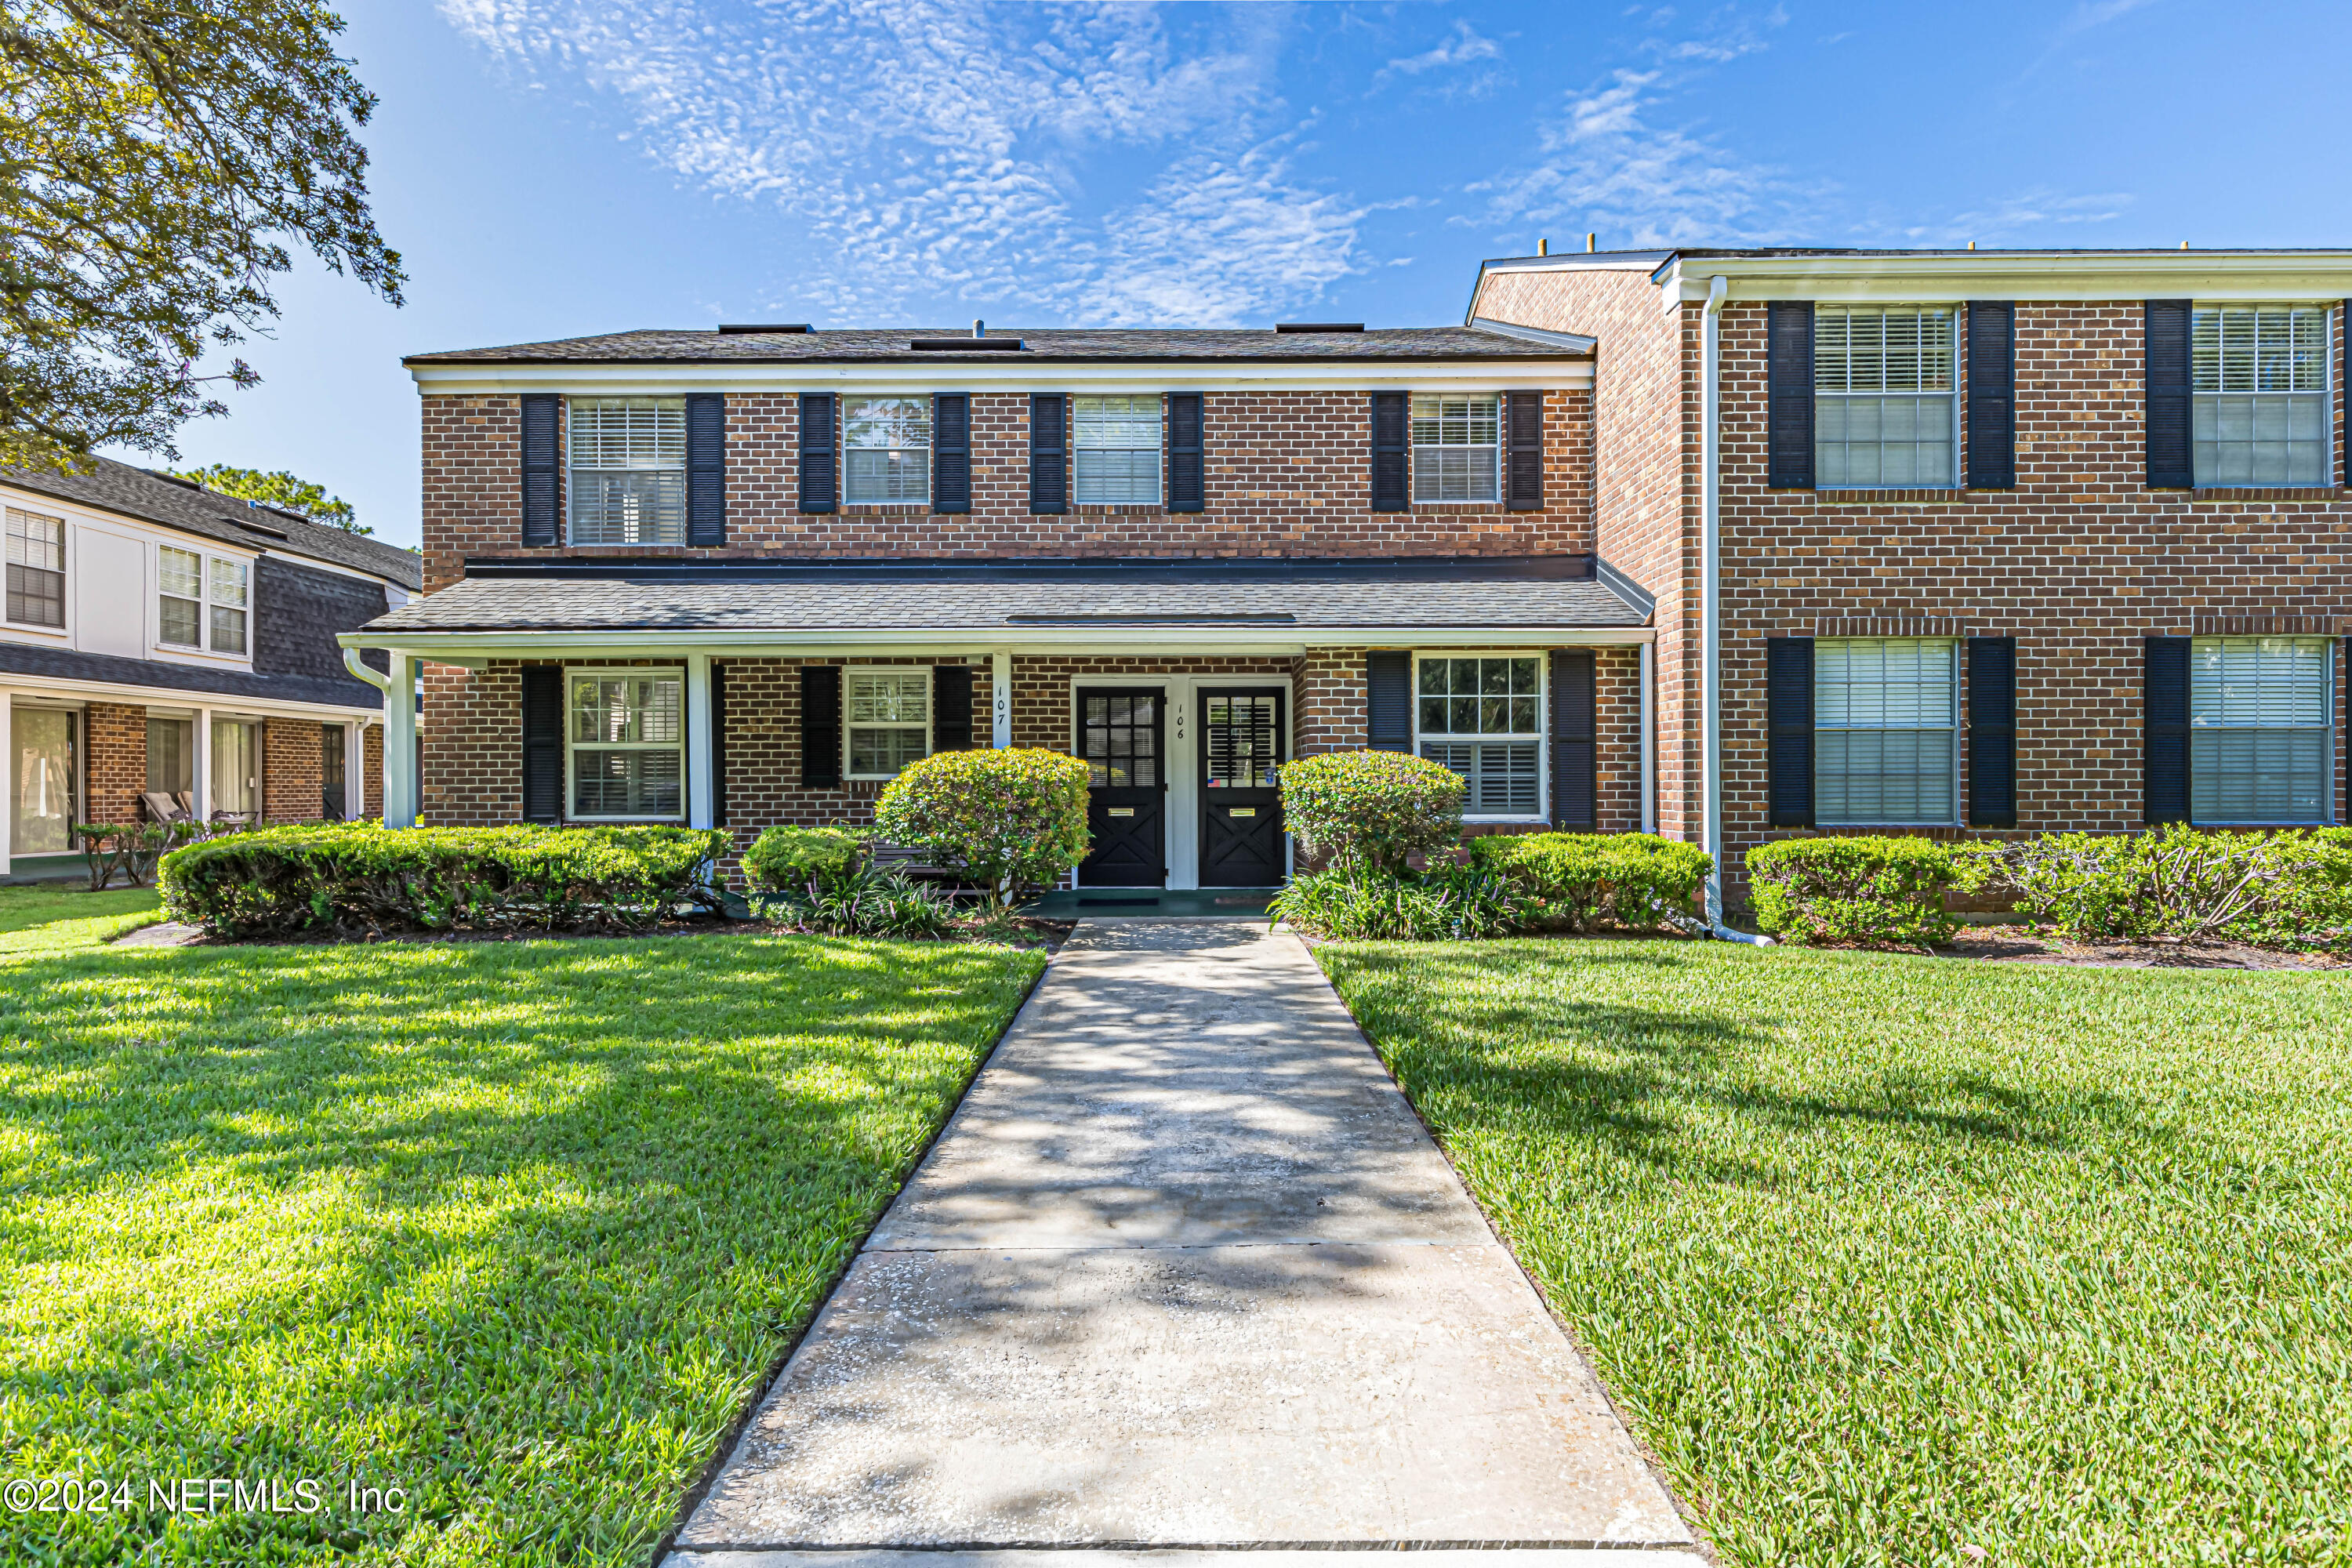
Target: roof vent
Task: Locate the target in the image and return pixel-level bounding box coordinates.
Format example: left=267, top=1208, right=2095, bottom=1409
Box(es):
left=909, top=336, right=1025, bottom=350
left=231, top=516, right=289, bottom=539
left=1274, top=322, right=1364, bottom=333
left=717, top=323, right=811, bottom=334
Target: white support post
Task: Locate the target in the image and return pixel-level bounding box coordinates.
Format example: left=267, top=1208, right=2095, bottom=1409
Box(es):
left=1639, top=640, right=1656, bottom=835
left=0, top=695, right=13, bottom=870
left=383, top=653, right=417, bottom=828
left=687, top=653, right=715, bottom=828
left=991, top=649, right=1012, bottom=749
left=192, top=706, right=212, bottom=822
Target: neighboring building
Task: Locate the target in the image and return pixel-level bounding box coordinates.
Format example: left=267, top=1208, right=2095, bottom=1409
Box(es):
left=2, top=459, right=422, bottom=880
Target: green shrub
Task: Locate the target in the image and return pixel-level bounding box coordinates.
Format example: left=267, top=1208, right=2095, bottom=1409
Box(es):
left=160, top=822, right=728, bottom=938
left=759, top=865, right=955, bottom=939
left=1746, top=835, right=1991, bottom=948
left=873, top=747, right=1090, bottom=912
left=74, top=818, right=234, bottom=890
left=742, top=824, right=864, bottom=893
left=1987, top=825, right=2352, bottom=949
left=1470, top=832, right=1712, bottom=934
left=1270, top=863, right=1531, bottom=942
left=1279, top=750, right=1466, bottom=874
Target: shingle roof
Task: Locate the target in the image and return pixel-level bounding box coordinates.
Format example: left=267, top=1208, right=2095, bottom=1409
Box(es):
left=0, top=638, right=383, bottom=710
left=2, top=458, right=423, bottom=590
left=358, top=557, right=1648, bottom=636
left=403, top=325, right=1590, bottom=366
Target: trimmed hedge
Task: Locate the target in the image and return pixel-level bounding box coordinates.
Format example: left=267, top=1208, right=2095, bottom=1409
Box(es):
left=873, top=747, right=1089, bottom=911
left=1988, top=825, right=2352, bottom=950
left=160, top=822, right=729, bottom=938
left=741, top=824, right=863, bottom=893
left=1747, top=836, right=1989, bottom=948
left=1279, top=750, right=1466, bottom=874
left=1470, top=832, right=1711, bottom=934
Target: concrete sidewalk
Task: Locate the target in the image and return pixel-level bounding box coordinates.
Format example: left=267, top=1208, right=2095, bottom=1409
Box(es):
left=666, top=920, right=1697, bottom=1565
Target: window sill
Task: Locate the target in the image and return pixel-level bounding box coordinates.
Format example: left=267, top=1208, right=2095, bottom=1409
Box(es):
left=2, top=622, right=68, bottom=639
left=2183, top=487, right=2345, bottom=501
left=1802, top=488, right=1966, bottom=503
left=566, top=543, right=692, bottom=552
left=1411, top=501, right=1506, bottom=510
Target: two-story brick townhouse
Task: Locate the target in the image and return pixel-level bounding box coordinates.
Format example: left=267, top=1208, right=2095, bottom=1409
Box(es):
left=350, top=325, right=1661, bottom=893
left=1471, top=247, right=2352, bottom=920
left=0, top=459, right=423, bottom=880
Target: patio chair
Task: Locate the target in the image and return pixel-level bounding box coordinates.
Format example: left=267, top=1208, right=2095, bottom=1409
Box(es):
left=140, top=791, right=191, bottom=823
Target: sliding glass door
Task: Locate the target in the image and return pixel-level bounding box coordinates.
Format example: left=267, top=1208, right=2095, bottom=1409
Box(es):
left=13, top=708, right=78, bottom=855
left=211, top=718, right=258, bottom=820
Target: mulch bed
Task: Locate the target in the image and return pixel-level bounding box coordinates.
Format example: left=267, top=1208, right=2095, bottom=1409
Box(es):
left=127, top=915, right=1080, bottom=953
left=1931, top=927, right=2346, bottom=970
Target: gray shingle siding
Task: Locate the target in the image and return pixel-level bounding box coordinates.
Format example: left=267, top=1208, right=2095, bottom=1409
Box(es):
left=257, top=556, right=391, bottom=683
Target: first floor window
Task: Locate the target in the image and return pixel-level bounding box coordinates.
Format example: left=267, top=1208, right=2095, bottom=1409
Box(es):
left=847, top=670, right=930, bottom=779
left=208, top=557, right=248, bottom=655
left=2193, top=306, right=2332, bottom=487
left=569, top=670, right=683, bottom=818
left=1073, top=394, right=1160, bottom=505
left=1815, top=638, right=1958, bottom=825
left=845, top=396, right=931, bottom=504
left=6, top=508, right=64, bottom=627
left=569, top=397, right=686, bottom=543
left=1410, top=394, right=1500, bottom=503
left=2191, top=636, right=2334, bottom=823
left=159, top=546, right=202, bottom=646
left=210, top=718, right=258, bottom=819
left=147, top=717, right=194, bottom=793
left=1417, top=655, right=1541, bottom=815
left=1814, top=305, right=1957, bottom=488
left=12, top=707, right=76, bottom=854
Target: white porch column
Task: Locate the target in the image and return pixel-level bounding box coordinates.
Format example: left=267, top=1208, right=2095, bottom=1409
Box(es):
left=686, top=653, right=715, bottom=828
left=191, top=706, right=212, bottom=822
left=383, top=652, right=417, bottom=828
left=990, top=650, right=1012, bottom=748
left=1639, top=641, right=1657, bottom=835
left=0, top=695, right=13, bottom=869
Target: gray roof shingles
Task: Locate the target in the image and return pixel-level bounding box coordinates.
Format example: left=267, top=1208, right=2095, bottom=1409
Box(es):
left=404, top=325, right=1587, bottom=365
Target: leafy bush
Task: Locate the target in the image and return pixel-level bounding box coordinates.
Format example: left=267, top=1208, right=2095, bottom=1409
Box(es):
left=160, top=822, right=728, bottom=938
left=1986, top=826, right=2352, bottom=950
left=873, top=748, right=1090, bottom=912
left=758, top=865, right=955, bottom=939
left=1470, top=832, right=1712, bottom=934
left=1279, top=750, right=1466, bottom=874
left=74, top=818, right=243, bottom=890
left=1746, top=835, right=1991, bottom=948
left=1270, top=863, right=1531, bottom=942
left=742, top=824, right=865, bottom=894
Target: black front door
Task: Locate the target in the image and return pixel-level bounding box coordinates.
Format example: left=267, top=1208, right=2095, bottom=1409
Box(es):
left=320, top=724, right=347, bottom=820
left=1200, top=688, right=1285, bottom=887
left=1076, top=688, right=1167, bottom=886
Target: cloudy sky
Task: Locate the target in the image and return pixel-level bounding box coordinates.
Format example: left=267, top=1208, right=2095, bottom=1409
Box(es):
left=132, top=0, right=2352, bottom=548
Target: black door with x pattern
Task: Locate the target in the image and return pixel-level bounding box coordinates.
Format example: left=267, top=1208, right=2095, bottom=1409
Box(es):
left=1200, top=688, right=1285, bottom=886
left=1076, top=688, right=1166, bottom=886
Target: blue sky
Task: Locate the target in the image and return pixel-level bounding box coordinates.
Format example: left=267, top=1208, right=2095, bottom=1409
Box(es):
left=129, top=0, right=2352, bottom=550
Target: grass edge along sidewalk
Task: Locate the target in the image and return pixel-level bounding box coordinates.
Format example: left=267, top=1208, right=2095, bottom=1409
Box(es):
left=1317, top=937, right=2352, bottom=1568
left=0, top=931, right=1044, bottom=1566
left=0, top=884, right=162, bottom=959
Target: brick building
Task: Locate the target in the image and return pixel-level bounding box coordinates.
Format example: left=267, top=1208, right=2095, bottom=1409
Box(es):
left=1, top=459, right=419, bottom=880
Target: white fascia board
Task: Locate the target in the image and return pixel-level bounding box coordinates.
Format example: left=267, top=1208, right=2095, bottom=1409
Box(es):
left=0, top=671, right=382, bottom=720
left=1654, top=252, right=2352, bottom=303
left=343, top=625, right=1656, bottom=659
left=406, top=358, right=1594, bottom=396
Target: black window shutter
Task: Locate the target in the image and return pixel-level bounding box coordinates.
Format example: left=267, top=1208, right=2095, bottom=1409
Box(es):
left=934, top=666, right=974, bottom=751
left=1549, top=648, right=1595, bottom=829
left=933, top=393, right=971, bottom=514
left=1029, top=394, right=1067, bottom=514
left=1168, top=392, right=1204, bottom=513
left=685, top=393, right=726, bottom=545
left=1505, top=391, right=1544, bottom=510
left=1366, top=652, right=1412, bottom=752
left=798, top=393, right=837, bottom=514
left=1370, top=392, right=1408, bottom=511
left=710, top=662, right=728, bottom=828
left=521, top=666, right=563, bottom=822
left=521, top=395, right=560, bottom=546
left=800, top=663, right=841, bottom=789
left=2144, top=636, right=2190, bottom=824
left=1768, top=637, right=1814, bottom=827
left=2145, top=300, right=2193, bottom=489
left=1767, top=302, right=1816, bottom=490
left=1965, top=302, right=2016, bottom=491
left=1967, top=636, right=2016, bottom=827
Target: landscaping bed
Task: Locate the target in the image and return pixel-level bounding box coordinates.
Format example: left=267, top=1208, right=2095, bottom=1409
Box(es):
left=1318, top=937, right=2352, bottom=1567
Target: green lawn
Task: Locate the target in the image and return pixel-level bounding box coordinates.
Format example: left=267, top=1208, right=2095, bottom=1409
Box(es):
left=1319, top=939, right=2352, bottom=1568
left=0, top=933, right=1043, bottom=1566
left=0, top=884, right=162, bottom=957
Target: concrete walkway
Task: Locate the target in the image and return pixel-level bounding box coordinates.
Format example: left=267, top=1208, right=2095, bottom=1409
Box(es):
left=666, top=920, right=1697, bottom=1567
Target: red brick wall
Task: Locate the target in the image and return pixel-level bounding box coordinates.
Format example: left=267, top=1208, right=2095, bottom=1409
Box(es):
left=263, top=718, right=325, bottom=823
left=362, top=724, right=383, bottom=820
left=82, top=702, right=146, bottom=826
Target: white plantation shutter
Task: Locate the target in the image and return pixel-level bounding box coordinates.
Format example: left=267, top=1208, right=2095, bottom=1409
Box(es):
left=1073, top=395, right=1160, bottom=505
left=2190, top=637, right=2333, bottom=822
left=1813, top=638, right=1958, bottom=824
left=2190, top=307, right=2332, bottom=485
left=569, top=399, right=688, bottom=543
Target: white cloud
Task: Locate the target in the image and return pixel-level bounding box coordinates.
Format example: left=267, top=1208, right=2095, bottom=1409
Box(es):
left=1377, top=19, right=1502, bottom=81
left=1913, top=188, right=2136, bottom=244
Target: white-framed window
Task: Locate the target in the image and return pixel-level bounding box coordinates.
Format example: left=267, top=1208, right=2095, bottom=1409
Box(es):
left=208, top=557, right=248, bottom=655
left=567, top=668, right=684, bottom=819
left=568, top=398, right=686, bottom=544
left=1073, top=394, right=1161, bottom=505
left=1416, top=653, right=1543, bottom=817
left=846, top=668, right=931, bottom=780
left=2192, top=306, right=2332, bottom=487
left=1815, top=305, right=1958, bottom=488
left=1815, top=638, right=1958, bottom=825
left=5, top=507, right=65, bottom=628
left=155, top=544, right=250, bottom=655
left=844, top=396, right=931, bottom=505
left=1410, top=394, right=1500, bottom=503
left=158, top=545, right=203, bottom=647
left=2190, top=637, right=2335, bottom=823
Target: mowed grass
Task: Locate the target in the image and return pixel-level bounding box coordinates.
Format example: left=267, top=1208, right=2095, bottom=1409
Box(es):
left=0, top=933, right=1043, bottom=1566
left=0, top=884, right=162, bottom=958
left=1318, top=939, right=2352, bottom=1567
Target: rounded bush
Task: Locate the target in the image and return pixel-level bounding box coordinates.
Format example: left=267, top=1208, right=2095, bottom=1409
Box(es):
left=1279, top=750, right=1465, bottom=875
left=742, top=824, right=863, bottom=892
left=1746, top=835, right=1987, bottom=948
left=1470, top=832, right=1711, bottom=934
left=873, top=747, right=1090, bottom=910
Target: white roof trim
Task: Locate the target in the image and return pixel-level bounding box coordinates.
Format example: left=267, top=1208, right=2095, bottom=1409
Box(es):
left=342, top=625, right=1656, bottom=658
left=1651, top=252, right=2352, bottom=303
left=407, top=358, right=1594, bottom=396
left=0, top=670, right=381, bottom=720
left=1466, top=318, right=1600, bottom=352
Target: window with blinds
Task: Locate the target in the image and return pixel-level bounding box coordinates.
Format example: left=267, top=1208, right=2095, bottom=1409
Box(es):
left=1416, top=655, right=1542, bottom=815
left=2191, top=307, right=2332, bottom=486
left=568, top=670, right=684, bottom=818
left=847, top=669, right=931, bottom=779
left=844, top=397, right=931, bottom=504
left=568, top=398, right=687, bottom=543
left=1814, top=307, right=1957, bottom=488
left=1410, top=394, right=1501, bottom=503
left=1073, top=395, right=1161, bottom=505
left=2190, top=636, right=2333, bottom=822
left=5, top=507, right=64, bottom=628
left=1814, top=638, right=1958, bottom=824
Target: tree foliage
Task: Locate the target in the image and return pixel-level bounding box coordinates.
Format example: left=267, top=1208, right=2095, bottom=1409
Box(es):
left=174, top=461, right=363, bottom=532
left=0, top=0, right=403, bottom=471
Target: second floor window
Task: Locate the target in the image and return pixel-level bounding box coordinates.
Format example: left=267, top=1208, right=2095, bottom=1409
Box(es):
left=2193, top=307, right=2331, bottom=487
left=1815, top=306, right=1956, bottom=488
left=1073, top=395, right=1160, bottom=505
left=1815, top=637, right=1958, bottom=825
left=845, top=397, right=931, bottom=505
left=5, top=507, right=64, bottom=628
left=158, top=545, right=248, bottom=655
left=1411, top=394, right=1499, bottom=503
left=569, top=398, right=685, bottom=544
left=209, top=557, right=248, bottom=655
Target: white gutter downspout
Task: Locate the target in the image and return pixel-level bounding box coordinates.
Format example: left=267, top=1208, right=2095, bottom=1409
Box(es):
left=1699, top=274, right=1772, bottom=946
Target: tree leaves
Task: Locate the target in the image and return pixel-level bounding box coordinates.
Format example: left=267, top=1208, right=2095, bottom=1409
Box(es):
left=172, top=461, right=365, bottom=532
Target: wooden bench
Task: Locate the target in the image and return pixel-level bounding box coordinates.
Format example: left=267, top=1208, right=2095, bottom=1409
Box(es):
left=867, top=843, right=989, bottom=904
